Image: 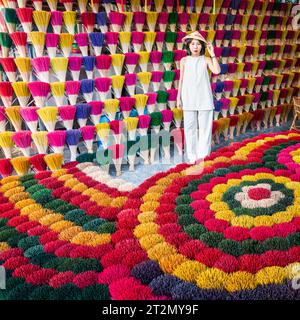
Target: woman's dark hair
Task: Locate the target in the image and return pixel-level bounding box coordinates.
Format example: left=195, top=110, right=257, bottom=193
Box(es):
left=183, top=39, right=206, bottom=56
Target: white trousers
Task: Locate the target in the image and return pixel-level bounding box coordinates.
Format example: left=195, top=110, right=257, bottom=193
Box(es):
left=183, top=110, right=213, bottom=163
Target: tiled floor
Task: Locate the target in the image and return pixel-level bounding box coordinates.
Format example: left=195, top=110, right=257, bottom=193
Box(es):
left=110, top=122, right=292, bottom=185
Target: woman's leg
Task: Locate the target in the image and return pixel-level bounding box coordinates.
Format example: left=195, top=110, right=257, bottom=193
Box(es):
left=183, top=110, right=197, bottom=163
left=196, top=110, right=213, bottom=159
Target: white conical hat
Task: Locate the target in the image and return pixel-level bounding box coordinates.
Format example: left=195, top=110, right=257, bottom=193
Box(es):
left=182, top=31, right=207, bottom=43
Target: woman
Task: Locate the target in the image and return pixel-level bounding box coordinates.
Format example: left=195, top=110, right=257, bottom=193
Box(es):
left=177, top=31, right=221, bottom=164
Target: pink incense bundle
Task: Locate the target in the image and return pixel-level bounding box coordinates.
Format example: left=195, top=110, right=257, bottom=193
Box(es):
left=20, top=107, right=38, bottom=132
left=16, top=8, right=33, bottom=33
left=254, top=76, right=264, bottom=92
left=32, top=0, right=43, bottom=10
left=145, top=92, right=157, bottom=114
left=104, top=32, right=119, bottom=54
left=228, top=115, right=239, bottom=140
left=29, top=153, right=47, bottom=172
left=119, top=97, right=136, bottom=118
left=220, top=98, right=231, bottom=117
left=90, top=0, right=100, bottom=13
left=45, top=33, right=59, bottom=58
left=28, top=81, right=50, bottom=109
left=215, top=30, right=225, bottom=47
left=0, top=57, right=17, bottom=82
left=251, top=93, right=261, bottom=111
left=165, top=0, right=175, bottom=12
left=228, top=63, right=238, bottom=78
left=124, top=52, right=139, bottom=73
left=32, top=57, right=50, bottom=83
left=198, top=13, right=209, bottom=30
left=280, top=89, right=288, bottom=104
left=65, top=80, right=80, bottom=105
left=260, top=30, right=267, bottom=45
left=239, top=79, right=249, bottom=95
left=138, top=114, right=151, bottom=136
left=133, top=11, right=146, bottom=32
left=228, top=46, right=239, bottom=63
left=167, top=89, right=178, bottom=109
left=231, top=30, right=241, bottom=45
left=173, top=69, right=180, bottom=88
left=257, top=60, right=266, bottom=76
left=131, top=31, right=145, bottom=53
left=68, top=56, right=82, bottom=81
left=108, top=143, right=125, bottom=176
left=51, top=11, right=63, bottom=34
left=109, top=11, right=126, bottom=33
left=94, top=77, right=112, bottom=101
left=109, top=120, right=124, bottom=145
left=0, top=82, right=13, bottom=108
left=10, top=32, right=27, bottom=57
left=161, top=109, right=173, bottom=132
left=250, top=109, right=264, bottom=132
left=269, top=75, right=276, bottom=90
left=12, top=131, right=32, bottom=156
left=157, top=12, right=168, bottom=32
left=80, top=125, right=95, bottom=153
left=151, top=71, right=163, bottom=91
left=173, top=50, right=186, bottom=69
left=95, top=54, right=112, bottom=77
left=149, top=51, right=162, bottom=71
left=89, top=101, right=103, bottom=125
left=155, top=31, right=165, bottom=51
left=124, top=73, right=137, bottom=96
left=216, top=13, right=226, bottom=29
left=248, top=15, right=257, bottom=31
left=47, top=130, right=66, bottom=154
left=58, top=105, right=76, bottom=130
left=178, top=13, right=189, bottom=32
left=60, top=0, right=73, bottom=11
left=0, top=158, right=13, bottom=177
left=0, top=106, right=6, bottom=131
left=223, top=80, right=233, bottom=98
left=81, top=12, right=96, bottom=33
left=233, top=14, right=243, bottom=30
left=74, top=33, right=89, bottom=56
left=176, top=32, right=186, bottom=50
left=236, top=95, right=246, bottom=114
left=267, top=90, right=274, bottom=108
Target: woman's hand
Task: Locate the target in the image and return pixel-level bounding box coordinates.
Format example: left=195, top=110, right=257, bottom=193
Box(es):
left=177, top=97, right=182, bottom=109
left=207, top=42, right=215, bottom=57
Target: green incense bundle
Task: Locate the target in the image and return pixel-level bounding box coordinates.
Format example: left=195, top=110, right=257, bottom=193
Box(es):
left=150, top=111, right=162, bottom=127
left=269, top=16, right=277, bottom=27
left=262, top=75, right=271, bottom=86
left=162, top=50, right=174, bottom=64
left=165, top=32, right=177, bottom=44
left=156, top=90, right=169, bottom=104
left=264, top=60, right=274, bottom=71
left=266, top=45, right=274, bottom=56
left=168, top=12, right=178, bottom=25
left=163, top=70, right=175, bottom=89
left=0, top=32, right=12, bottom=48
left=260, top=91, right=268, bottom=102
left=165, top=31, right=177, bottom=50
left=3, top=8, right=18, bottom=24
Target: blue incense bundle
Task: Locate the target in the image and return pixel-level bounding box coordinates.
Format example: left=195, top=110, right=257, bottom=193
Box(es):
left=66, top=129, right=81, bottom=161
left=83, top=56, right=95, bottom=79
left=89, top=32, right=104, bottom=55
left=80, top=79, right=95, bottom=103
left=76, top=103, right=91, bottom=127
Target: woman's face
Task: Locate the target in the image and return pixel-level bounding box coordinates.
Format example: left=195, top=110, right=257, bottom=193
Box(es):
left=189, top=39, right=202, bottom=55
